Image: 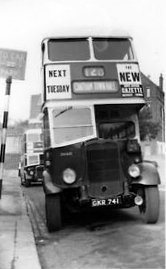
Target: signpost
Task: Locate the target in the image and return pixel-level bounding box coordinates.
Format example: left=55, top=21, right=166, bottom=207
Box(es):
left=0, top=48, right=27, bottom=198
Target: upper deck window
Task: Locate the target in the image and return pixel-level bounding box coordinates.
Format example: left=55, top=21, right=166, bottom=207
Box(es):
left=48, top=39, right=90, bottom=61
left=93, top=38, right=134, bottom=60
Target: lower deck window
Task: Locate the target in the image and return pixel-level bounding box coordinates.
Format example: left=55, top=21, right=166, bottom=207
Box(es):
left=99, top=121, right=135, bottom=140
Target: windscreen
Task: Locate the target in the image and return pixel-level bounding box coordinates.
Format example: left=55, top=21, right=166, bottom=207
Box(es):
left=93, top=38, right=134, bottom=60
left=51, top=106, right=96, bottom=146
left=27, top=133, right=41, bottom=143
left=27, top=154, right=40, bottom=166
left=48, top=39, right=90, bottom=61
left=99, top=121, right=135, bottom=140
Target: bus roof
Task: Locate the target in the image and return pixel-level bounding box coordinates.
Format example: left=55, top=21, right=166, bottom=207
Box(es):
left=41, top=28, right=132, bottom=44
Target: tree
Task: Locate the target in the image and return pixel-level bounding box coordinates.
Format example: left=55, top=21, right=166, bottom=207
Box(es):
left=138, top=106, right=160, bottom=141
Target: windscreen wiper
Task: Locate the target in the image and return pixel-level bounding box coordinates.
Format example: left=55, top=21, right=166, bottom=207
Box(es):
left=54, top=106, right=72, bottom=118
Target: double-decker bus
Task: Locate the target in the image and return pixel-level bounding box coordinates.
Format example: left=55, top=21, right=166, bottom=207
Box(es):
left=19, top=128, right=44, bottom=187
left=41, top=32, right=160, bottom=231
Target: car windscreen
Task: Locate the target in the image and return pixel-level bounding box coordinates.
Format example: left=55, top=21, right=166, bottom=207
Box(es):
left=48, top=38, right=90, bottom=61
left=27, top=133, right=41, bottom=143
left=93, top=38, right=134, bottom=60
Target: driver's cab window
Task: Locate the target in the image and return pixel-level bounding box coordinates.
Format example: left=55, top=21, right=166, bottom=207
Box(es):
left=98, top=121, right=135, bottom=140
left=95, top=105, right=138, bottom=141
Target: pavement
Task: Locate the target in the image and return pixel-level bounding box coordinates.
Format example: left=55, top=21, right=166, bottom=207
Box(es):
left=0, top=170, right=41, bottom=269
left=0, top=154, right=165, bottom=269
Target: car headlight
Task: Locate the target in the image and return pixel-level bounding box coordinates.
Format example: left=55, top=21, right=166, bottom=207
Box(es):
left=62, top=168, right=76, bottom=184
left=128, top=164, right=140, bottom=178
left=30, top=170, right=34, bottom=176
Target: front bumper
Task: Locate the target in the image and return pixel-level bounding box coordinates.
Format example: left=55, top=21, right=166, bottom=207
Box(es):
left=78, top=186, right=136, bottom=208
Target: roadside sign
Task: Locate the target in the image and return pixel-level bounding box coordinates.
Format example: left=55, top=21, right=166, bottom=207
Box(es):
left=0, top=48, right=27, bottom=80
left=0, top=49, right=27, bottom=198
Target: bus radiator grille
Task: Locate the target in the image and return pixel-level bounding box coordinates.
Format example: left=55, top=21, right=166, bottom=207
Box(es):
left=86, top=141, right=123, bottom=197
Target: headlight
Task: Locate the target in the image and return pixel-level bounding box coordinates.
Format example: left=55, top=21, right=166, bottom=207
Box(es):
left=62, top=168, right=76, bottom=184
left=128, top=164, right=140, bottom=178
left=29, top=170, right=34, bottom=176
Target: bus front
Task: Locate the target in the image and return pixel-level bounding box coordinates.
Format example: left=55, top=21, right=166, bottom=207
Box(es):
left=41, top=35, right=160, bottom=232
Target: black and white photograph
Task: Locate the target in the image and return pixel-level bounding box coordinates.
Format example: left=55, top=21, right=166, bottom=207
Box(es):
left=0, top=0, right=165, bottom=268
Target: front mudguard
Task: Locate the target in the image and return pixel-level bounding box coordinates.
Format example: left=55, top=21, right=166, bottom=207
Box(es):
left=43, top=170, right=62, bottom=195
left=132, top=161, right=161, bottom=185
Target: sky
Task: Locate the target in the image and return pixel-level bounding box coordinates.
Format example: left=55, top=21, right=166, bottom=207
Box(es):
left=0, top=0, right=165, bottom=122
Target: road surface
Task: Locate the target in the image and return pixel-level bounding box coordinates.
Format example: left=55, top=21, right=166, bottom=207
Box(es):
left=23, top=184, right=165, bottom=269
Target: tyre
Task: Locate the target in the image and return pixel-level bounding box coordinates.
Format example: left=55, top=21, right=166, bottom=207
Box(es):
left=45, top=193, right=62, bottom=232
left=139, top=186, right=160, bottom=224
left=20, top=171, right=26, bottom=186
left=20, top=174, right=24, bottom=185
left=24, top=174, right=31, bottom=187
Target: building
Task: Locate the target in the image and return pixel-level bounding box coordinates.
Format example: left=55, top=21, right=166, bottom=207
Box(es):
left=141, top=73, right=165, bottom=142
left=28, top=94, right=42, bottom=128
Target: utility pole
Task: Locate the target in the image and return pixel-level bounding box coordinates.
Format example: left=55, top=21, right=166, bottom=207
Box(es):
left=0, top=76, right=12, bottom=198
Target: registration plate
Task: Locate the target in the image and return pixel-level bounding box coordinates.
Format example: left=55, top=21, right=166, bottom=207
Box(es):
left=91, top=197, right=121, bottom=207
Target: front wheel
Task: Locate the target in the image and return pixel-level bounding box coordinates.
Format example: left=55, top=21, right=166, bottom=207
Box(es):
left=45, top=193, right=62, bottom=232
left=20, top=172, right=24, bottom=186
left=24, top=174, right=31, bottom=187
left=139, top=186, right=160, bottom=224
